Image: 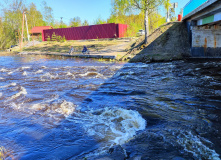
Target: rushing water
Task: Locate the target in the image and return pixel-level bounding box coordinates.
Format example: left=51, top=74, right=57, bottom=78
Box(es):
left=0, top=54, right=220, bottom=159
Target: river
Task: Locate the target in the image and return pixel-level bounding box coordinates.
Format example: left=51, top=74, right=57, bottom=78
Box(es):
left=0, top=54, right=220, bottom=159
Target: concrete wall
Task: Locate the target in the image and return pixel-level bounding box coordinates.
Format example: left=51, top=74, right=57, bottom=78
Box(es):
left=191, top=25, right=221, bottom=57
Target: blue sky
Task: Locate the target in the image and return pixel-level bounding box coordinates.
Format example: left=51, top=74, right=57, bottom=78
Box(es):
left=2, top=0, right=190, bottom=25
left=26, top=0, right=113, bottom=25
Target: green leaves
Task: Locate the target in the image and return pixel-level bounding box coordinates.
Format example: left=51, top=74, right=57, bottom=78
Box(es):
left=0, top=0, right=47, bottom=49
left=70, top=17, right=81, bottom=27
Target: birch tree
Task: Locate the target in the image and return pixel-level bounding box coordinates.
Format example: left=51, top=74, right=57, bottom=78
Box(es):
left=112, top=0, right=163, bottom=44
left=163, top=0, right=171, bottom=22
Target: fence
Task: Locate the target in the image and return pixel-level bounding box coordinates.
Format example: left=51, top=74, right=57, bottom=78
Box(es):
left=183, top=0, right=208, bottom=17
left=42, top=23, right=128, bottom=41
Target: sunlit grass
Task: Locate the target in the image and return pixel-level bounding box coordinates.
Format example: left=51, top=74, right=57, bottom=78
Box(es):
left=22, top=40, right=120, bottom=53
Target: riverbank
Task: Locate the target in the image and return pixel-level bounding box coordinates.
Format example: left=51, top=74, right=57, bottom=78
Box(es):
left=8, top=38, right=132, bottom=61
left=4, top=22, right=191, bottom=63
left=121, top=22, right=191, bottom=63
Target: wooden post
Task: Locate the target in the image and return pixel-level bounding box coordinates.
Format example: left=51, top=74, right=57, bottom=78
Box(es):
left=20, top=11, right=25, bottom=50
left=18, top=29, right=20, bottom=47
left=32, top=34, right=34, bottom=46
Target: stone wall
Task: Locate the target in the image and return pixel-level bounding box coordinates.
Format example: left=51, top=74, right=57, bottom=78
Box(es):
left=191, top=25, right=221, bottom=57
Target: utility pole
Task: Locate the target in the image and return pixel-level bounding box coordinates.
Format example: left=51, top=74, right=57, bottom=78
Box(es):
left=60, top=17, right=63, bottom=27
left=20, top=11, right=25, bottom=50
left=24, top=12, right=30, bottom=42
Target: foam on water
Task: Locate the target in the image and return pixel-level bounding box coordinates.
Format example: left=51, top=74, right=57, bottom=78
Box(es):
left=20, top=66, right=31, bottom=70
left=0, top=83, right=16, bottom=88
left=30, top=99, right=77, bottom=118
left=10, top=86, right=27, bottom=99
left=35, top=70, right=43, bottom=74
left=79, top=72, right=103, bottom=78
left=55, top=101, right=76, bottom=116
left=66, top=72, right=75, bottom=78
left=40, top=72, right=58, bottom=80
left=77, top=107, right=146, bottom=145
left=22, top=71, right=28, bottom=76
left=0, top=68, right=9, bottom=72
left=176, top=131, right=220, bottom=160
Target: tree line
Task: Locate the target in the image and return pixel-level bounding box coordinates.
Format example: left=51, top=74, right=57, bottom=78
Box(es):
left=0, top=0, right=174, bottom=49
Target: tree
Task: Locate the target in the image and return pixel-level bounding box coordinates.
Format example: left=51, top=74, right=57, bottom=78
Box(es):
left=0, top=0, right=47, bottom=49
left=108, top=13, right=144, bottom=37
left=163, top=0, right=171, bottom=22
left=112, top=0, right=164, bottom=44
left=169, top=8, right=176, bottom=21
left=94, top=16, right=106, bottom=25
left=0, top=0, right=26, bottom=48
left=70, top=17, right=81, bottom=27
left=82, top=20, right=89, bottom=26
left=42, top=1, right=54, bottom=26
left=27, top=3, right=44, bottom=28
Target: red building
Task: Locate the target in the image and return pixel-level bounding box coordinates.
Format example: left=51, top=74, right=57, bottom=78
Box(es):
left=42, top=23, right=128, bottom=41
left=30, top=26, right=53, bottom=40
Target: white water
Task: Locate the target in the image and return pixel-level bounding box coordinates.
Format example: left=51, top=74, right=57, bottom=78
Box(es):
left=75, top=107, right=146, bottom=146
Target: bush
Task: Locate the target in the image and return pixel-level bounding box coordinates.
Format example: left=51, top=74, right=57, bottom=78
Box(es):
left=47, top=33, right=66, bottom=42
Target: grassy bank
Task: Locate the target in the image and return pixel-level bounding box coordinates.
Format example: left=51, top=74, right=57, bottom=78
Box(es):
left=119, top=22, right=191, bottom=63
left=21, top=39, right=121, bottom=54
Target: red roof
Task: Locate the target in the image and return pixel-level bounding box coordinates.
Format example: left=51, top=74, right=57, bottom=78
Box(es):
left=31, top=26, right=53, bottom=34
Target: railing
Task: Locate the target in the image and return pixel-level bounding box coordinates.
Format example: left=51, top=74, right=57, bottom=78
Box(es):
left=183, top=0, right=208, bottom=17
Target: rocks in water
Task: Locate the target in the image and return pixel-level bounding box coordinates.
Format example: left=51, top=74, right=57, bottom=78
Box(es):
left=92, top=145, right=127, bottom=160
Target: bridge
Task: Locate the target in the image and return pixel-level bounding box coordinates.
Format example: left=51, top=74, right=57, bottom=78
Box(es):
left=183, top=0, right=221, bottom=57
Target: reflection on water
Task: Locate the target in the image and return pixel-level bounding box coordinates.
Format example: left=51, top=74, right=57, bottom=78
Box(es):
left=0, top=54, right=220, bottom=159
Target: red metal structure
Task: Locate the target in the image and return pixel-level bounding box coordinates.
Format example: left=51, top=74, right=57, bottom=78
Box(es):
left=42, top=23, right=128, bottom=41
left=31, top=26, right=53, bottom=35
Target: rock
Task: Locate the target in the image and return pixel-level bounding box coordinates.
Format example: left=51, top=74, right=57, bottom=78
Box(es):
left=93, top=145, right=126, bottom=160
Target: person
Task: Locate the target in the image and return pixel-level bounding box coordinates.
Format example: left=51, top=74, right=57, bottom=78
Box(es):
left=69, top=46, right=74, bottom=55
left=82, top=45, right=89, bottom=54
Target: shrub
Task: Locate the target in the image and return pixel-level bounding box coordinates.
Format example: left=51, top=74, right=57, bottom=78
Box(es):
left=51, top=32, right=57, bottom=41
left=47, top=33, right=66, bottom=43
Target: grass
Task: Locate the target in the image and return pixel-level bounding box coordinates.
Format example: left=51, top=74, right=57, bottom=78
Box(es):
left=22, top=40, right=120, bottom=53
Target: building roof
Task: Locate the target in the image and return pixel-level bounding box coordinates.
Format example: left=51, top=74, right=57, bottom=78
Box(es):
left=30, top=26, right=53, bottom=34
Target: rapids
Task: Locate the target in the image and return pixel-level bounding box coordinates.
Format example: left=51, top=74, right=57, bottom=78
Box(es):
left=0, top=54, right=220, bottom=159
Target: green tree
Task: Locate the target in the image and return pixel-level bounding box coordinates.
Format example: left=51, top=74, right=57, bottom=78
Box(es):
left=112, top=0, right=164, bottom=44
left=59, top=23, right=68, bottom=28
left=163, top=0, right=171, bottom=22
left=0, top=0, right=49, bottom=49
left=82, top=20, right=89, bottom=26
left=42, top=1, right=54, bottom=26
left=70, top=17, right=81, bottom=27
left=94, top=16, right=106, bottom=25
left=27, top=3, right=44, bottom=28
left=0, top=0, right=26, bottom=49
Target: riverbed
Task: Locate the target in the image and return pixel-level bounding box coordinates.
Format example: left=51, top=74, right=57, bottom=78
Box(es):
left=0, top=54, right=220, bottom=159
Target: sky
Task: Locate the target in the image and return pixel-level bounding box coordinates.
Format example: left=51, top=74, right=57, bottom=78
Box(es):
left=26, top=0, right=113, bottom=25
left=1, top=0, right=191, bottom=25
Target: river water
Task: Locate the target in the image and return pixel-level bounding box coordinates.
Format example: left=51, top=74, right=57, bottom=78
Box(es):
left=0, top=54, right=220, bottom=160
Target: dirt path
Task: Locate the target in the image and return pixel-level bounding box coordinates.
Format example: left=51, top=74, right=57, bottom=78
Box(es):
left=88, top=39, right=131, bottom=59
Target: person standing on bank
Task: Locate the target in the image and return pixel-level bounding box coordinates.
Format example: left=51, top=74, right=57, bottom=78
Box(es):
left=69, top=46, right=74, bottom=55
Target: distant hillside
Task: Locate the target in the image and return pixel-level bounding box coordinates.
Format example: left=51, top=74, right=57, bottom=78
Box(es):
left=121, top=22, right=191, bottom=63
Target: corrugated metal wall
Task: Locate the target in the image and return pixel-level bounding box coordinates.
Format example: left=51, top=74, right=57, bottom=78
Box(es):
left=117, top=24, right=128, bottom=38
left=42, top=23, right=128, bottom=41
left=183, top=0, right=208, bottom=17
